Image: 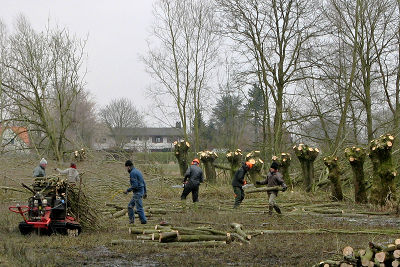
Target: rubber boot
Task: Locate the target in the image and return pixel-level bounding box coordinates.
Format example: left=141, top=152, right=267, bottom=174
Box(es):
left=274, top=206, right=282, bottom=214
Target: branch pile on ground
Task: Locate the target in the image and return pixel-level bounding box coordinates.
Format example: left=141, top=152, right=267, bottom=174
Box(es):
left=226, top=149, right=242, bottom=179
left=272, top=152, right=291, bottom=186
left=344, top=146, right=368, bottom=203
left=323, top=156, right=343, bottom=201
left=293, top=144, right=319, bottom=192
left=111, top=222, right=253, bottom=246
left=368, top=134, right=396, bottom=206
left=199, top=151, right=218, bottom=183
left=245, top=151, right=264, bottom=184
left=173, top=140, right=190, bottom=176
left=313, top=238, right=400, bottom=267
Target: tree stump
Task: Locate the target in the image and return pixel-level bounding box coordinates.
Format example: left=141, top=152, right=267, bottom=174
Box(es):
left=199, top=150, right=218, bottom=183
left=226, top=149, right=242, bottom=179
left=174, top=140, right=190, bottom=177
left=344, top=146, right=368, bottom=203
left=245, top=151, right=264, bottom=184
left=323, top=156, right=343, bottom=201
left=293, top=144, right=319, bottom=192
left=272, top=152, right=291, bottom=187
left=368, top=134, right=396, bottom=205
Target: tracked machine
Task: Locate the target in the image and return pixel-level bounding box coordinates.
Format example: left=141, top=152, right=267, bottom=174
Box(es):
left=9, top=177, right=82, bottom=236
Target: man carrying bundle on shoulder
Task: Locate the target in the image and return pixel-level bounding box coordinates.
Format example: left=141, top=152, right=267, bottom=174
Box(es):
left=232, top=161, right=253, bottom=208
left=256, top=162, right=287, bottom=215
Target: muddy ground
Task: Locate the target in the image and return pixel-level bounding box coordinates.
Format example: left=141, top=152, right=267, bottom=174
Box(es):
left=1, top=155, right=399, bottom=267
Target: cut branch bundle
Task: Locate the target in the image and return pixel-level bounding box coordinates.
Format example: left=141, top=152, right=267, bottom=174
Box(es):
left=293, top=144, right=319, bottom=192
left=272, top=153, right=291, bottom=187
left=368, top=134, right=396, bottom=205
left=245, top=151, right=264, bottom=184
left=174, top=140, right=190, bottom=176
left=199, top=151, right=218, bottom=183
left=323, top=156, right=343, bottom=201
left=226, top=149, right=243, bottom=179
left=313, top=238, right=400, bottom=267
left=344, top=147, right=367, bottom=203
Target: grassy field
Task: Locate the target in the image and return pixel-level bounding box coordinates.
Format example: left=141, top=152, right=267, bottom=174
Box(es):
left=1, top=155, right=400, bottom=267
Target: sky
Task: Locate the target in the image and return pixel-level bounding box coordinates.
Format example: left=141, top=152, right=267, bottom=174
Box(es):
left=1, top=0, right=156, bottom=121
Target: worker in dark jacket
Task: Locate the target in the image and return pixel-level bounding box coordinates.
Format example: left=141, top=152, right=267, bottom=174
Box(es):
left=181, top=158, right=204, bottom=202
left=256, top=162, right=287, bottom=214
left=123, top=160, right=147, bottom=224
left=232, top=161, right=253, bottom=208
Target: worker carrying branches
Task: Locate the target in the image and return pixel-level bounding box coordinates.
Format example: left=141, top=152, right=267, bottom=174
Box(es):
left=256, top=162, right=287, bottom=214
left=55, top=163, right=80, bottom=185
left=33, top=158, right=47, bottom=177
left=232, top=161, right=253, bottom=208
left=181, top=158, right=204, bottom=203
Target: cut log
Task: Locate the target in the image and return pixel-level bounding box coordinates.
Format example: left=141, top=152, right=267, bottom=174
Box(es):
left=245, top=186, right=284, bottom=194
left=393, top=260, right=400, bottom=267
left=394, top=250, right=400, bottom=259
left=136, top=235, right=152, bottom=240
left=177, top=234, right=229, bottom=242
left=159, top=231, right=179, bottom=243
left=230, top=233, right=250, bottom=244
left=230, top=223, right=251, bottom=240
left=343, top=246, right=354, bottom=258
left=112, top=209, right=127, bottom=218
left=361, top=248, right=374, bottom=266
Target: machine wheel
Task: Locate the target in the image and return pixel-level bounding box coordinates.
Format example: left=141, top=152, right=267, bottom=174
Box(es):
left=18, top=222, right=33, bottom=235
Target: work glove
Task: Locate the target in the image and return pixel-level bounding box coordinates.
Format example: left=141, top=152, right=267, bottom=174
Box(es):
left=255, top=181, right=261, bottom=185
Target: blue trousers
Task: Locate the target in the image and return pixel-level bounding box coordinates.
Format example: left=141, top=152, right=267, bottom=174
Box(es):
left=127, top=194, right=147, bottom=223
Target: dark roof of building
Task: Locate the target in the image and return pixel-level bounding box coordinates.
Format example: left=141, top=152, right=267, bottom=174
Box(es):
left=119, top=127, right=184, bottom=137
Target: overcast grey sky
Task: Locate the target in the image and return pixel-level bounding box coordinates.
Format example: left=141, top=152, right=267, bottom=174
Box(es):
left=1, top=0, right=156, bottom=118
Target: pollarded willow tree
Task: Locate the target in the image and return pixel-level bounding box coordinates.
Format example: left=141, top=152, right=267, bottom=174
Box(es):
left=173, top=140, right=190, bottom=177
left=245, top=150, right=264, bottom=184
left=369, top=134, right=396, bottom=206
left=272, top=153, right=291, bottom=187
left=198, top=150, right=218, bottom=183
left=0, top=16, right=87, bottom=161
left=226, top=149, right=242, bottom=179
left=143, top=0, right=220, bottom=152
left=344, top=146, right=368, bottom=203
left=217, top=0, right=322, bottom=158
left=323, top=156, right=343, bottom=201
left=293, top=144, right=319, bottom=192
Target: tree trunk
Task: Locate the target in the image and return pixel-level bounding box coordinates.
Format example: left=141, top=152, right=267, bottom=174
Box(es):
left=293, top=144, right=319, bottom=192
left=323, top=156, right=343, bottom=201
left=272, top=152, right=291, bottom=187
left=245, top=151, right=264, bottom=184
left=174, top=140, right=190, bottom=176
left=199, top=151, right=218, bottom=183
left=226, top=149, right=242, bottom=179
left=344, top=146, right=368, bottom=203
left=368, top=134, right=396, bottom=205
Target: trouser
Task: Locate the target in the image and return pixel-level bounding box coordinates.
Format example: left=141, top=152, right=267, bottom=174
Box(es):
left=233, top=186, right=244, bottom=208
left=128, top=193, right=147, bottom=223
left=268, top=191, right=281, bottom=214
left=181, top=183, right=199, bottom=202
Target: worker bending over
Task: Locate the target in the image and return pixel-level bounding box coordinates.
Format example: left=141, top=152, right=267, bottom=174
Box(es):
left=181, top=158, right=204, bottom=202
left=33, top=158, right=47, bottom=177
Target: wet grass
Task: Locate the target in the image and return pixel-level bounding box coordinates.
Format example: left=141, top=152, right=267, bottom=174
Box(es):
left=1, top=155, right=400, bottom=266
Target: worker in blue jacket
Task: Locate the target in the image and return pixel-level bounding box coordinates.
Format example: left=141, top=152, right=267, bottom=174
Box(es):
left=123, top=160, right=147, bottom=224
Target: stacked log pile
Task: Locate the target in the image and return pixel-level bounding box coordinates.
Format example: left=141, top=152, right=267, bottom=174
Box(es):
left=199, top=151, right=218, bottom=183
left=245, top=151, right=264, bottom=184
left=293, top=144, right=319, bottom=192
left=111, top=222, right=252, bottom=246
left=323, top=156, right=343, bottom=201
left=226, top=149, right=243, bottom=179
left=368, top=134, right=396, bottom=206
left=272, top=153, right=292, bottom=186
left=314, top=239, right=400, bottom=267
left=344, top=147, right=368, bottom=203
left=174, top=140, right=190, bottom=176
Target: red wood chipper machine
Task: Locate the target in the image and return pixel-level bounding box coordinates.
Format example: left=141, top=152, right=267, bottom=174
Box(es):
left=9, top=177, right=82, bottom=236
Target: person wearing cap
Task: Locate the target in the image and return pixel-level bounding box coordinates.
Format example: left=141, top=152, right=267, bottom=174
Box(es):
left=181, top=158, right=204, bottom=202
left=256, top=162, right=287, bottom=214
left=232, top=161, right=253, bottom=208
left=33, top=158, right=47, bottom=177
left=123, top=160, right=147, bottom=224
left=55, top=163, right=80, bottom=185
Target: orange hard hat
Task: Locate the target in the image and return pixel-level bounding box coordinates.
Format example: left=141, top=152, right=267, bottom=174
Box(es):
left=192, top=158, right=200, bottom=165
left=245, top=161, right=254, bottom=169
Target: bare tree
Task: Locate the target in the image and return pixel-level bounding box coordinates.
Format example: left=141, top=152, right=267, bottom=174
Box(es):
left=143, top=0, right=220, bottom=152
left=99, top=97, right=144, bottom=149
left=0, top=16, right=87, bottom=160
